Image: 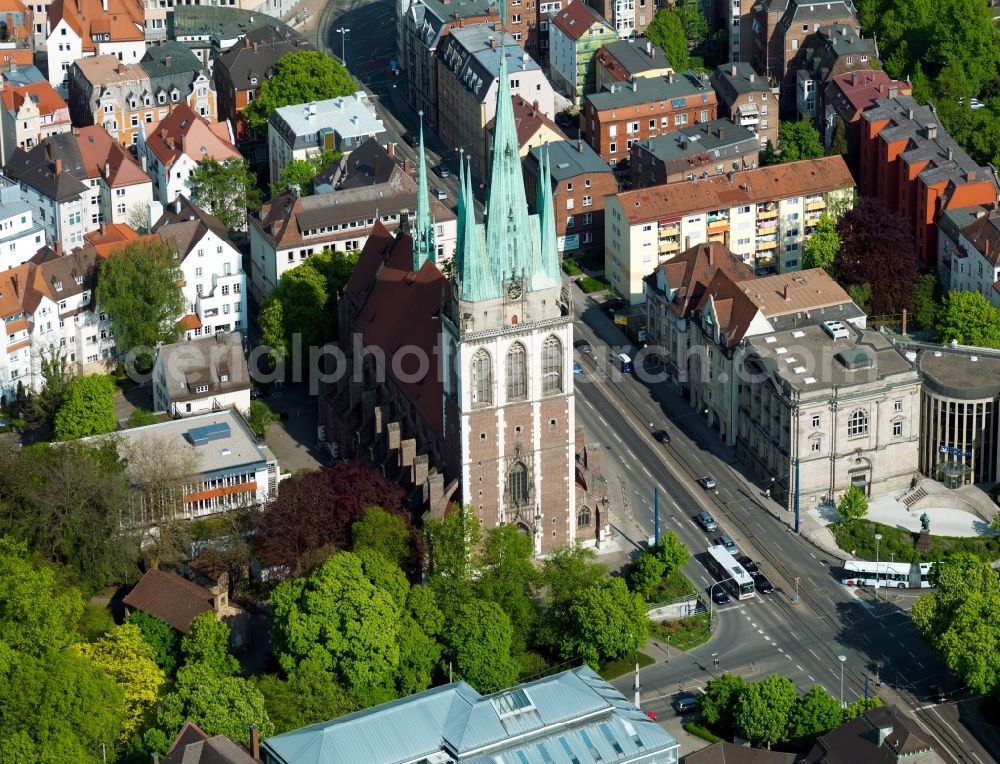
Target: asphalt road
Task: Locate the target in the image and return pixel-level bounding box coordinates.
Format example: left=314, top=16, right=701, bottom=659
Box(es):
left=569, top=286, right=996, bottom=763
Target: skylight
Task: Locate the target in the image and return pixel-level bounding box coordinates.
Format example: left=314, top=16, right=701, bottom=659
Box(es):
left=764, top=336, right=776, bottom=343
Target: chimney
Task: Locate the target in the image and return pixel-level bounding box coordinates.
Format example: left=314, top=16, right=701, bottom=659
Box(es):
left=174, top=197, right=182, bottom=214
left=630, top=78, right=637, bottom=92
left=967, top=171, right=976, bottom=181
left=10, top=273, right=18, bottom=297
left=250, top=725, right=261, bottom=761
left=646, top=40, right=653, bottom=58
left=141, top=153, right=147, bottom=172
left=385, top=141, right=395, bottom=158
left=684, top=235, right=691, bottom=249
left=901, top=308, right=908, bottom=336
left=54, top=241, right=62, bottom=255
left=749, top=73, right=754, bottom=83
left=54, top=158, right=62, bottom=175
left=718, top=127, right=724, bottom=140
left=374, top=154, right=381, bottom=177
left=680, top=139, right=688, bottom=150
left=783, top=284, right=790, bottom=300
left=180, top=133, right=187, bottom=154
left=253, top=42, right=259, bottom=52
left=667, top=72, right=674, bottom=84
left=489, top=36, right=496, bottom=49
left=852, top=71, right=858, bottom=86
left=116, top=62, right=125, bottom=74
left=104, top=161, right=109, bottom=178
left=165, top=55, right=172, bottom=68
left=907, top=108, right=914, bottom=120
left=888, top=85, right=898, bottom=98
left=925, top=123, right=937, bottom=140
left=532, top=98, right=539, bottom=113
left=101, top=0, right=107, bottom=11
left=948, top=147, right=953, bottom=161
left=731, top=64, right=737, bottom=76
left=876, top=725, right=893, bottom=748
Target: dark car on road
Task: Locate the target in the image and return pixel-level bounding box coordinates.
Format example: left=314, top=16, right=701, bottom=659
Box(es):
left=433, top=163, right=450, bottom=178
left=672, top=692, right=700, bottom=714
left=711, top=587, right=731, bottom=605
left=695, top=511, right=718, bottom=532
left=754, top=574, right=774, bottom=594
left=402, top=131, right=418, bottom=147
left=697, top=476, right=717, bottom=490
left=927, top=684, right=949, bottom=703
left=717, top=534, right=738, bottom=554
left=574, top=339, right=592, bottom=354
left=555, top=112, right=575, bottom=129
left=653, top=429, right=670, bottom=443
left=739, top=556, right=759, bottom=576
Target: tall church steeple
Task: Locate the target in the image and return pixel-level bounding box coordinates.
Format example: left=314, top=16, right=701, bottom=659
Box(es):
left=457, top=153, right=495, bottom=300
left=413, top=111, right=435, bottom=271
left=535, top=145, right=561, bottom=289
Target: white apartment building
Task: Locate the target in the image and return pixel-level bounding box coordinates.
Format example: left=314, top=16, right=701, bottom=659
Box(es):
left=606, top=155, right=856, bottom=303
left=138, top=103, right=240, bottom=205
left=0, top=246, right=117, bottom=405
left=0, top=176, right=46, bottom=270
left=152, top=331, right=250, bottom=417
left=45, top=0, right=146, bottom=95
left=155, top=196, right=247, bottom=338
left=938, top=206, right=1000, bottom=311
left=266, top=93, right=385, bottom=186
left=0, top=80, right=72, bottom=163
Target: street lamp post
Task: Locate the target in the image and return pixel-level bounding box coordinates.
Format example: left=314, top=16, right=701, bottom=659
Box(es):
left=874, top=533, right=883, bottom=600
left=838, top=655, right=847, bottom=709
left=335, top=27, right=350, bottom=67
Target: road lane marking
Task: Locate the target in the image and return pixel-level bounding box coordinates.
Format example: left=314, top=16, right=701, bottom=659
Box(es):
left=809, top=552, right=816, bottom=559
left=599, top=416, right=608, bottom=426
left=789, top=631, right=800, bottom=641
left=641, top=466, right=652, bottom=477
left=613, top=432, right=623, bottom=443
left=808, top=648, right=821, bottom=660
left=786, top=654, right=792, bottom=660
left=808, top=675, right=816, bottom=682
left=796, top=665, right=804, bottom=671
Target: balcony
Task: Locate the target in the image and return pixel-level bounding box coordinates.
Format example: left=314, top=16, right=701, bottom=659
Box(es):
left=737, top=103, right=760, bottom=126
left=707, top=218, right=729, bottom=232
left=805, top=198, right=826, bottom=211
left=757, top=222, right=777, bottom=235
left=658, top=220, right=681, bottom=236
left=756, top=204, right=778, bottom=219
left=756, top=239, right=778, bottom=251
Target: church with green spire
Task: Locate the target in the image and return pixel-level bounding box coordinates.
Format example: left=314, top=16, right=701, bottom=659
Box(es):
left=327, top=46, right=578, bottom=555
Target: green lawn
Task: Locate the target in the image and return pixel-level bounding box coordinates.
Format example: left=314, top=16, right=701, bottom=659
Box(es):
left=830, top=519, right=1000, bottom=563
left=653, top=612, right=712, bottom=652
left=599, top=650, right=654, bottom=680
left=561, top=258, right=584, bottom=277
left=578, top=275, right=610, bottom=293
left=648, top=569, right=697, bottom=604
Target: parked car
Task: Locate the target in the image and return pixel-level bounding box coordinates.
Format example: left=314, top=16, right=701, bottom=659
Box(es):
left=711, top=587, right=731, bottom=605
left=738, top=556, right=759, bottom=576
left=574, top=339, right=592, bottom=354
left=250, top=388, right=265, bottom=400
left=695, top=511, right=718, bottom=532
left=573, top=361, right=583, bottom=375
left=970, top=98, right=986, bottom=110
left=433, top=163, right=450, bottom=178
left=555, top=112, right=575, bottom=129
left=717, top=534, right=738, bottom=554
left=672, top=693, right=700, bottom=714
left=602, top=297, right=626, bottom=315
left=652, top=429, right=670, bottom=443
left=697, top=476, right=717, bottom=490
left=927, top=684, right=949, bottom=703
left=402, top=131, right=418, bottom=147
left=754, top=574, right=774, bottom=594
left=431, top=187, right=448, bottom=200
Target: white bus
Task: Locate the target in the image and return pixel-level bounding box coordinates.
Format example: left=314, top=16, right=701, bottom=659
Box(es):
left=841, top=559, right=935, bottom=589
left=705, top=545, right=756, bottom=600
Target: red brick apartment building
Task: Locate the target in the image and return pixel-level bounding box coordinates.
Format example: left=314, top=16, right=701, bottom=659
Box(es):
left=582, top=70, right=717, bottom=174
left=859, top=95, right=1000, bottom=268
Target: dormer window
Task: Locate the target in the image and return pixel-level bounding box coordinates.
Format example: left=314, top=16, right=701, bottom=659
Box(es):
left=196, top=384, right=209, bottom=393
left=54, top=280, right=63, bottom=291
left=74, top=275, right=83, bottom=285
left=171, top=90, right=179, bottom=102
left=219, top=374, right=229, bottom=382
left=158, top=92, right=166, bottom=104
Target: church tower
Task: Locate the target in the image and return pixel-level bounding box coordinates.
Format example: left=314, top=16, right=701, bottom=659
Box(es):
left=441, top=47, right=576, bottom=554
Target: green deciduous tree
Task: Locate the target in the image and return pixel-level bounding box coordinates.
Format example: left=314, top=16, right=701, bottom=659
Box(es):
left=352, top=506, right=413, bottom=568
left=911, top=272, right=941, bottom=331
left=538, top=545, right=607, bottom=651
left=244, top=51, right=355, bottom=133
left=255, top=658, right=359, bottom=735
left=777, top=120, right=825, bottom=162
left=78, top=623, right=165, bottom=743
left=842, top=695, right=883, bottom=721
left=699, top=673, right=745, bottom=736
left=269, top=552, right=401, bottom=705
left=560, top=577, right=649, bottom=666
left=187, top=158, right=263, bottom=231
left=31, top=344, right=73, bottom=426
left=53, top=374, right=118, bottom=440
left=0, top=641, right=124, bottom=762
left=145, top=662, right=273, bottom=754
left=444, top=599, right=518, bottom=693
left=802, top=214, right=840, bottom=275
left=911, top=555, right=1000, bottom=696
left=645, top=9, right=690, bottom=71
left=475, top=524, right=539, bottom=655
left=734, top=675, right=798, bottom=748
left=674, top=0, right=708, bottom=47
left=270, top=149, right=343, bottom=197
left=836, top=485, right=868, bottom=524
left=786, top=685, right=842, bottom=744
left=258, top=248, right=360, bottom=363
left=629, top=552, right=666, bottom=599
left=127, top=611, right=181, bottom=676
left=96, top=239, right=185, bottom=363
left=248, top=400, right=277, bottom=438
left=935, top=291, right=1000, bottom=348
left=424, top=505, right=481, bottom=614
left=181, top=612, right=240, bottom=677
left=653, top=531, right=689, bottom=575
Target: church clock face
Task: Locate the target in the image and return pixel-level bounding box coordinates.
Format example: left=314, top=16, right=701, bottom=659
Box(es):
left=505, top=280, right=522, bottom=301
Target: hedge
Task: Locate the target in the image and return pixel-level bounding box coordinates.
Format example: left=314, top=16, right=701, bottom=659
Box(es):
left=684, top=722, right=722, bottom=744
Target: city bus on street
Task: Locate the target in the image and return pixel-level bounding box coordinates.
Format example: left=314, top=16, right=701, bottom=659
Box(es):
left=841, top=559, right=935, bottom=589
left=705, top=545, right=756, bottom=600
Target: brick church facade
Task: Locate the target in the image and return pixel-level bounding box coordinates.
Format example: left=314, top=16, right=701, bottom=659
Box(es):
left=319, top=59, right=577, bottom=554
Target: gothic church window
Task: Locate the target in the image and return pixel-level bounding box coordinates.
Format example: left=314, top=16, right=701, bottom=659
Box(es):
left=508, top=461, right=529, bottom=507
left=472, top=349, right=492, bottom=405
left=506, top=342, right=527, bottom=401
left=577, top=506, right=592, bottom=528
left=542, top=335, right=562, bottom=394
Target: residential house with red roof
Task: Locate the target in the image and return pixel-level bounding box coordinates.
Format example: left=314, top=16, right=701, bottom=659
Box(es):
left=859, top=95, right=1000, bottom=269
left=76, top=124, right=153, bottom=227
left=44, top=0, right=145, bottom=95
left=0, top=79, right=70, bottom=162
left=66, top=56, right=150, bottom=146
left=821, top=69, right=910, bottom=171
left=605, top=155, right=857, bottom=302
left=484, top=94, right=563, bottom=179
left=547, top=1, right=617, bottom=105
left=137, top=103, right=239, bottom=207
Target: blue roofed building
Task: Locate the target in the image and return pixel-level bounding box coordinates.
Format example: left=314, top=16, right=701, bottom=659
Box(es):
left=260, top=666, right=680, bottom=763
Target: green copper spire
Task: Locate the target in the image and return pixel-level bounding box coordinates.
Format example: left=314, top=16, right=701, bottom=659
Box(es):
left=534, top=145, right=561, bottom=290
left=458, top=154, right=497, bottom=301
left=485, top=46, right=535, bottom=286
left=413, top=111, right=435, bottom=271
left=454, top=147, right=467, bottom=273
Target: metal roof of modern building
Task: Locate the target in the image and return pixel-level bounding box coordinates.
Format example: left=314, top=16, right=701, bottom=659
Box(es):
left=269, top=92, right=385, bottom=150
left=261, top=666, right=679, bottom=764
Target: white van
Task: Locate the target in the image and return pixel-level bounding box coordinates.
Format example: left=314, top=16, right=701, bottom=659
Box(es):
left=618, top=353, right=634, bottom=373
